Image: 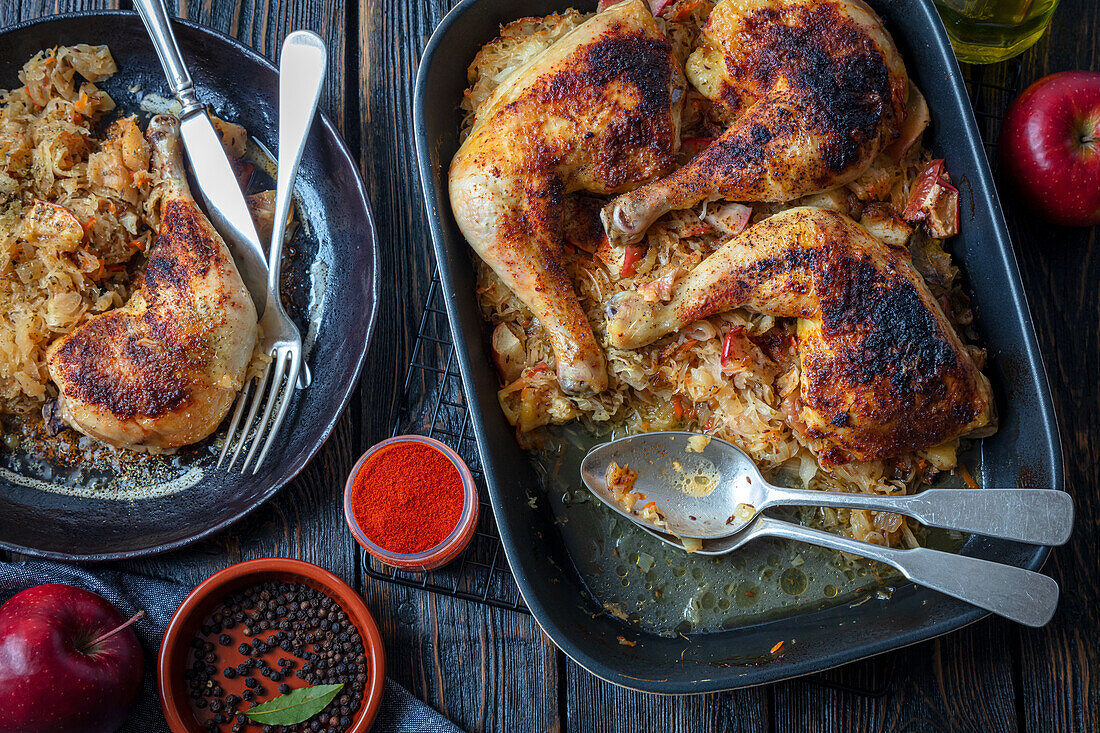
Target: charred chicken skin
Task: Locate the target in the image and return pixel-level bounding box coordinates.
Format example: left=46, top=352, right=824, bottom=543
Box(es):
left=605, top=207, right=993, bottom=463
left=46, top=115, right=258, bottom=450
left=602, top=0, right=909, bottom=246
left=449, top=0, right=685, bottom=395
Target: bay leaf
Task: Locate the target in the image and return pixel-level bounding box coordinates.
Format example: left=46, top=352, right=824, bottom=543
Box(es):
left=245, top=683, right=344, bottom=725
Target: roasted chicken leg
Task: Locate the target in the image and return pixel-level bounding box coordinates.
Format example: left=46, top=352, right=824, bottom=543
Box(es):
left=46, top=115, right=258, bottom=450
left=605, top=207, right=993, bottom=462
left=449, top=0, right=685, bottom=395
left=602, top=0, right=908, bottom=246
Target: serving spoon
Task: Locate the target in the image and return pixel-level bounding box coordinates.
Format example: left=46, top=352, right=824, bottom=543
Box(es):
left=580, top=432, right=1074, bottom=545
left=579, top=432, right=1069, bottom=627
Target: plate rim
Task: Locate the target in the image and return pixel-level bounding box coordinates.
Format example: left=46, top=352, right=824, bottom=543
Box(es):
left=0, top=10, right=380, bottom=562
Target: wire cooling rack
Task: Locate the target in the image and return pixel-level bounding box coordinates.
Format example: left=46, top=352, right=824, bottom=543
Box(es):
left=363, top=276, right=529, bottom=612
left=961, top=60, right=1024, bottom=169
left=366, top=60, right=1022, bottom=618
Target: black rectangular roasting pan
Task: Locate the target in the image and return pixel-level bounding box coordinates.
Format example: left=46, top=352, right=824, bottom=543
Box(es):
left=413, top=0, right=1064, bottom=692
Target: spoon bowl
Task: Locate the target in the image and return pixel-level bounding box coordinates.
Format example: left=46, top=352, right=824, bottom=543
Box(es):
left=580, top=431, right=763, bottom=539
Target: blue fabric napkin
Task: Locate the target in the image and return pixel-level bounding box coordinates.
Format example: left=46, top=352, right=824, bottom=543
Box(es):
left=0, top=561, right=463, bottom=733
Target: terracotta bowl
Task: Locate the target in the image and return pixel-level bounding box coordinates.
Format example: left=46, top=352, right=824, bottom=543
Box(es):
left=343, top=435, right=478, bottom=571
left=158, top=558, right=386, bottom=732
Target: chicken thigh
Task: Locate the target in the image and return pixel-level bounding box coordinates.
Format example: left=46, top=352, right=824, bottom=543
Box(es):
left=449, top=0, right=685, bottom=395
left=46, top=115, right=258, bottom=450
left=605, top=207, right=993, bottom=463
left=602, top=0, right=908, bottom=246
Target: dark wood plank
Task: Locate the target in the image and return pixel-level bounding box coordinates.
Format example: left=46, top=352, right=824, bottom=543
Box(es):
left=363, top=573, right=562, bottom=731
left=774, top=621, right=1019, bottom=732
left=355, top=0, right=564, bottom=729
left=175, top=0, right=350, bottom=135
left=998, top=5, right=1099, bottom=732
left=17, top=0, right=116, bottom=15
left=566, top=658, right=769, bottom=733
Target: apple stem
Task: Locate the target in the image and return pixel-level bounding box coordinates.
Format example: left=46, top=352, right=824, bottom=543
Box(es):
left=80, top=610, right=145, bottom=652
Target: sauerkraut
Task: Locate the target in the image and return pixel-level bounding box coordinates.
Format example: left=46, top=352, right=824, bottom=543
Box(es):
left=0, top=45, right=273, bottom=419
left=0, top=45, right=152, bottom=416
left=463, top=4, right=986, bottom=548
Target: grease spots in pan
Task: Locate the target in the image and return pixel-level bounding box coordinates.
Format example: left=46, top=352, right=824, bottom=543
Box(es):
left=535, top=424, right=974, bottom=636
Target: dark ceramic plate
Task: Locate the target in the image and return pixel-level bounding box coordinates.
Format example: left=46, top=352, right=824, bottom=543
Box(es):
left=0, top=12, right=378, bottom=560
left=414, top=0, right=1064, bottom=692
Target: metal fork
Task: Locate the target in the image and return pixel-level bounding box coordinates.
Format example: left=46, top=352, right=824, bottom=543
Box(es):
left=218, top=31, right=328, bottom=474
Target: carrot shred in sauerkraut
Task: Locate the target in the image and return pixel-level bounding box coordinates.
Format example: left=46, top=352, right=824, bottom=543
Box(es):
left=0, top=45, right=153, bottom=416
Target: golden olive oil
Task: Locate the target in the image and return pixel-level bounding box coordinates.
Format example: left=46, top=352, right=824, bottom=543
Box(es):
left=933, top=0, right=1060, bottom=64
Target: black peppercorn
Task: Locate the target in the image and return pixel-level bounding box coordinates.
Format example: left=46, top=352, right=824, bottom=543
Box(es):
left=245, top=677, right=258, bottom=689
left=223, top=667, right=237, bottom=680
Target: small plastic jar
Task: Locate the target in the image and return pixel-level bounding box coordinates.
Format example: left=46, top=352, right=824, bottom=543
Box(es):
left=343, top=435, right=478, bottom=571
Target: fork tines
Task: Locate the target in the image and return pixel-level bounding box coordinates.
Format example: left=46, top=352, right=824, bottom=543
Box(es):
left=217, top=347, right=302, bottom=474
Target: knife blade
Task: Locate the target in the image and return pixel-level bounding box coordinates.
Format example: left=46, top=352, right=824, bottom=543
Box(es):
left=177, top=111, right=269, bottom=313
left=135, top=0, right=269, bottom=314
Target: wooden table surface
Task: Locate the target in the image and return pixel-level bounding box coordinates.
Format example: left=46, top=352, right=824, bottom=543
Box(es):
left=1, top=0, right=1096, bottom=731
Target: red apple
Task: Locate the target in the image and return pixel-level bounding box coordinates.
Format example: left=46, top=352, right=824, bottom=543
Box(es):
left=999, top=70, right=1100, bottom=227
left=0, top=585, right=144, bottom=733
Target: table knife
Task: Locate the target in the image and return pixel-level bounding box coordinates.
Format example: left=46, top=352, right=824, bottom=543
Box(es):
left=134, top=0, right=269, bottom=315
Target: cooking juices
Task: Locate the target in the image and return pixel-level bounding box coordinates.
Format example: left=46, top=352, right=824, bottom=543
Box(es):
left=540, top=425, right=970, bottom=636
left=344, top=436, right=477, bottom=570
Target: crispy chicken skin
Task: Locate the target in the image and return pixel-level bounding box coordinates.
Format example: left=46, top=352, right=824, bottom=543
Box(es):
left=45, top=115, right=258, bottom=450
left=449, top=0, right=685, bottom=395
left=602, top=0, right=908, bottom=246
left=605, top=207, right=993, bottom=462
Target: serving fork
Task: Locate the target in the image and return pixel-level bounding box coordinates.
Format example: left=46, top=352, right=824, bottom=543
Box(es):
left=218, top=31, right=328, bottom=474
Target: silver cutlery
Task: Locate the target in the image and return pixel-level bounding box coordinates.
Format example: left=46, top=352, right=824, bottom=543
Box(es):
left=580, top=431, right=1072, bottom=626
left=631, top=512, right=1059, bottom=627
left=218, top=31, right=327, bottom=474
left=581, top=431, right=1074, bottom=544
left=134, top=0, right=269, bottom=315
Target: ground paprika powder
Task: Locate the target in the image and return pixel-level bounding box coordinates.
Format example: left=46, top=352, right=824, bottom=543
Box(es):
left=350, top=441, right=465, bottom=554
